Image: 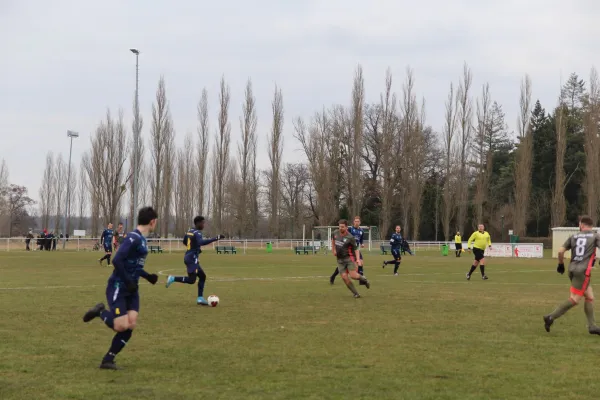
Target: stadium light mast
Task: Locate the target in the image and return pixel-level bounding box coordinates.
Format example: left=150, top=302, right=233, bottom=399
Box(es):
left=62, top=130, right=79, bottom=249
left=130, top=48, right=140, bottom=227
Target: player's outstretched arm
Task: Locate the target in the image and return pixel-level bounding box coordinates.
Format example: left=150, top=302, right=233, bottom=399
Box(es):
left=198, top=235, right=225, bottom=246
left=138, top=268, right=159, bottom=284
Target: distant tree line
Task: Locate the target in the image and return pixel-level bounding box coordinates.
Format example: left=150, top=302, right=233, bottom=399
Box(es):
left=2, top=64, right=597, bottom=240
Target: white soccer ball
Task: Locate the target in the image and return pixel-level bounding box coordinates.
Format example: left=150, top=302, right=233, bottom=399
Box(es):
left=207, top=295, right=219, bottom=307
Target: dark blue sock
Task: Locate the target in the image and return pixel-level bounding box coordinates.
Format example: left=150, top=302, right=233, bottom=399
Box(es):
left=393, top=262, right=400, bottom=273
left=100, top=309, right=114, bottom=329
left=103, top=329, right=133, bottom=363
left=198, top=278, right=205, bottom=297
left=107, top=255, right=111, bottom=265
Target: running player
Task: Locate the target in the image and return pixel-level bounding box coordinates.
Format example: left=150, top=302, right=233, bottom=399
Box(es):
left=466, top=224, right=491, bottom=280
left=332, top=219, right=370, bottom=298
left=330, top=216, right=366, bottom=285
left=165, top=216, right=224, bottom=305
left=543, top=215, right=600, bottom=335
left=82, top=207, right=160, bottom=370
left=382, top=225, right=403, bottom=275
left=99, top=223, right=114, bottom=266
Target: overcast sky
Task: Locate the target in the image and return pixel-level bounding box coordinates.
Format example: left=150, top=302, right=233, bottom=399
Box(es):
left=1, top=0, right=599, bottom=202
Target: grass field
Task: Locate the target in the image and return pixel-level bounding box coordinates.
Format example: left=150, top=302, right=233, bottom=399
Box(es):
left=1, top=249, right=599, bottom=400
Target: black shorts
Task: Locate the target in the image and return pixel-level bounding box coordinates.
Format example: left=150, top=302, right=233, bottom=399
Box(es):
left=391, top=249, right=401, bottom=260
left=473, top=248, right=485, bottom=261
left=455, top=243, right=462, bottom=250
left=106, top=282, right=140, bottom=316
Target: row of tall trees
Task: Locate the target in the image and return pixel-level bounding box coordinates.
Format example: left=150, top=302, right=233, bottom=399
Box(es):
left=32, top=65, right=600, bottom=240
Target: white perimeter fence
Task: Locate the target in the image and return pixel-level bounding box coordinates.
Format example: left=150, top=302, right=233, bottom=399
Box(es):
left=0, top=238, right=544, bottom=257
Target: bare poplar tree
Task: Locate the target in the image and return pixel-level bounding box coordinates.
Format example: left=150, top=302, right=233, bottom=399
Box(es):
left=268, top=85, right=284, bottom=237
left=161, top=129, right=175, bottom=237
left=174, top=133, right=195, bottom=233
left=214, top=76, right=231, bottom=233
left=442, top=83, right=458, bottom=240
left=379, top=69, right=398, bottom=238
left=53, top=154, right=66, bottom=232
left=551, top=104, right=567, bottom=227
left=77, top=158, right=88, bottom=230
left=39, top=152, right=55, bottom=229
left=0, top=159, right=7, bottom=189
left=406, top=100, right=431, bottom=240
left=150, top=76, right=172, bottom=232
left=66, top=164, right=77, bottom=234
left=513, top=75, right=533, bottom=236
left=294, top=112, right=339, bottom=226
left=83, top=109, right=131, bottom=231
left=584, top=68, right=600, bottom=222
left=347, top=65, right=364, bottom=218
left=474, top=83, right=491, bottom=223
left=237, top=78, right=257, bottom=236
left=399, top=67, right=420, bottom=235
left=456, top=63, right=473, bottom=230
left=249, top=130, right=260, bottom=237
left=197, top=88, right=210, bottom=216
left=281, top=163, right=309, bottom=238
left=128, top=93, right=144, bottom=226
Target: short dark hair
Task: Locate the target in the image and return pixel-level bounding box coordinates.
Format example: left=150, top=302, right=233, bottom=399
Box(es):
left=193, top=216, right=205, bottom=225
left=118, top=222, right=123, bottom=225
left=138, top=207, right=158, bottom=225
left=580, top=215, right=594, bottom=227
left=338, top=219, right=348, bottom=226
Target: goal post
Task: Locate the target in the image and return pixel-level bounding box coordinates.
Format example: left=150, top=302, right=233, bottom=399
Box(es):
left=311, top=226, right=379, bottom=253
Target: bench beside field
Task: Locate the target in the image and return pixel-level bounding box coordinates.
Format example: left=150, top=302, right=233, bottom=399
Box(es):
left=215, top=245, right=237, bottom=254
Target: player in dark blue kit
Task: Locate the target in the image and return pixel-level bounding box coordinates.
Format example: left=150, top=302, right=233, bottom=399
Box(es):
left=165, top=216, right=224, bottom=305
left=330, top=216, right=367, bottom=285
left=383, top=225, right=403, bottom=275
left=82, top=207, right=160, bottom=370
left=98, top=223, right=114, bottom=267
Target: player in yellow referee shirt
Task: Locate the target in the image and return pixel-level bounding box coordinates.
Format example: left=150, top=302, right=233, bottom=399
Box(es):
left=466, top=224, right=492, bottom=280
left=454, top=231, right=462, bottom=257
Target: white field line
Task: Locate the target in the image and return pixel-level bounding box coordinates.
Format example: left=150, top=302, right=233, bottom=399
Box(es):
left=0, top=268, right=561, bottom=291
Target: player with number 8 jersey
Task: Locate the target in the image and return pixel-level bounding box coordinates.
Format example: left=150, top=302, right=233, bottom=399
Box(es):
left=544, top=215, right=600, bottom=335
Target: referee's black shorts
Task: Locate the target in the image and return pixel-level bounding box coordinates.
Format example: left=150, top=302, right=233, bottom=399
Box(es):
left=473, top=248, right=485, bottom=261
left=455, top=243, right=462, bottom=251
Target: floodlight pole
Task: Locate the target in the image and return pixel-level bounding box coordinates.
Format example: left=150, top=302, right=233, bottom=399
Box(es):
left=63, top=130, right=79, bottom=249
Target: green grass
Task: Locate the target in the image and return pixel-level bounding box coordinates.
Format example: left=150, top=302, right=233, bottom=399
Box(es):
left=0, top=250, right=598, bottom=400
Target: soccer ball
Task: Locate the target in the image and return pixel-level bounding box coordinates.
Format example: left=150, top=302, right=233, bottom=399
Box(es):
left=207, top=295, right=219, bottom=307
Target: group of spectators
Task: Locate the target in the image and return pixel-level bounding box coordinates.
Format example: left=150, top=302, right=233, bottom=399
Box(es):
left=25, top=229, right=69, bottom=251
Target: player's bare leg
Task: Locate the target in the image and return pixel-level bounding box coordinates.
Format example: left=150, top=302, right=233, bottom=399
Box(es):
left=340, top=271, right=360, bottom=297
left=544, top=293, right=582, bottom=332
left=349, top=269, right=370, bottom=289
left=583, top=286, right=600, bottom=335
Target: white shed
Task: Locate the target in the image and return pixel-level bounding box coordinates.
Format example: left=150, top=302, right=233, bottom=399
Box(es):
left=551, top=227, right=600, bottom=258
